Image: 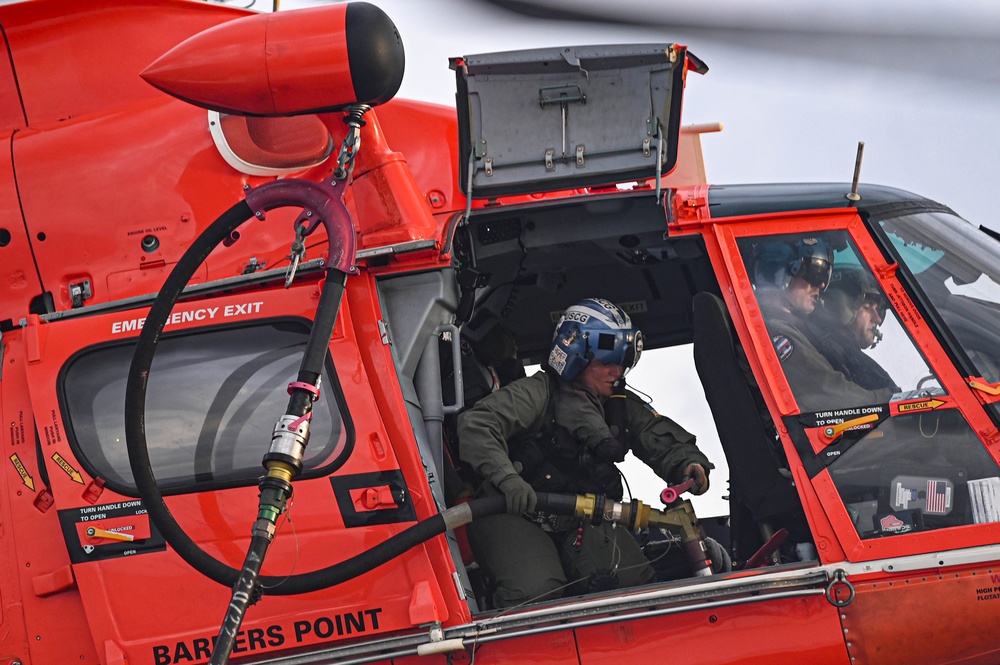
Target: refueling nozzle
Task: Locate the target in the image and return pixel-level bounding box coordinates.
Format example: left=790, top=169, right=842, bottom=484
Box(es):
left=565, top=493, right=713, bottom=577
left=659, top=477, right=696, bottom=504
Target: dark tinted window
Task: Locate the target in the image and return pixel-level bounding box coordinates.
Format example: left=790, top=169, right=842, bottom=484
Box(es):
left=61, top=320, right=351, bottom=494
left=738, top=230, right=1000, bottom=537
left=881, top=212, right=1000, bottom=423
left=829, top=412, right=1000, bottom=538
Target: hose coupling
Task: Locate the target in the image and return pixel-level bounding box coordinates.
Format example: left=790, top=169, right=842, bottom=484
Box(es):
left=264, top=413, right=310, bottom=475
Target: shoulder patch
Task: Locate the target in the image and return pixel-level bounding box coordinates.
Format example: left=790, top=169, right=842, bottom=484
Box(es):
left=772, top=334, right=794, bottom=362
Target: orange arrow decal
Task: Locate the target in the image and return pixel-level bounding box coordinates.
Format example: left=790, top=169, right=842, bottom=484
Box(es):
left=9, top=454, right=35, bottom=491
left=51, top=453, right=84, bottom=484
left=896, top=398, right=947, bottom=413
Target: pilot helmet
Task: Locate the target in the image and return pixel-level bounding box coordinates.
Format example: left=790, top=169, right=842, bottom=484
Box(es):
left=547, top=298, right=643, bottom=381
left=822, top=266, right=888, bottom=326
left=752, top=237, right=834, bottom=292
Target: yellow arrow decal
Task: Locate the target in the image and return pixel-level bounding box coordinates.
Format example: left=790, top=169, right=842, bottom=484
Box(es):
left=51, top=453, right=84, bottom=484
left=897, top=398, right=947, bottom=413
left=9, top=454, right=34, bottom=491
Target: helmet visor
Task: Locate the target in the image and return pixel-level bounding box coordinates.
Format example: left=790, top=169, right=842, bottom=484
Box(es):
left=796, top=256, right=833, bottom=290
left=593, top=329, right=643, bottom=373
left=622, top=330, right=643, bottom=372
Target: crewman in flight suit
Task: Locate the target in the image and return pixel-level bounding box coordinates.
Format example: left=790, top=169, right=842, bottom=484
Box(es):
left=458, top=297, right=713, bottom=609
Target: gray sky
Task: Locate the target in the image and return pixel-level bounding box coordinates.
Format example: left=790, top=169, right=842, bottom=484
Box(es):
left=279, top=0, right=1000, bottom=516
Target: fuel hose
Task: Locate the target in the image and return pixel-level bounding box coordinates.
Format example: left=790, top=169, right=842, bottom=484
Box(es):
left=124, top=179, right=709, bottom=663
left=125, top=179, right=365, bottom=595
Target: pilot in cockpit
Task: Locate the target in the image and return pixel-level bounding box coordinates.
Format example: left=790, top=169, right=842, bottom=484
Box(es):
left=807, top=266, right=900, bottom=395
left=751, top=237, right=895, bottom=412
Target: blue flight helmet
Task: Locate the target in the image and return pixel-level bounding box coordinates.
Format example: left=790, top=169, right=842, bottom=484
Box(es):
left=547, top=298, right=643, bottom=381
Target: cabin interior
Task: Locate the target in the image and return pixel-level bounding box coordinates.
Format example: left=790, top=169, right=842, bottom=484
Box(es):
left=376, top=190, right=815, bottom=610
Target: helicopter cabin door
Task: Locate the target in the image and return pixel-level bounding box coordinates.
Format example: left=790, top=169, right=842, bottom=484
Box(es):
left=20, top=274, right=459, bottom=664
left=709, top=208, right=1000, bottom=665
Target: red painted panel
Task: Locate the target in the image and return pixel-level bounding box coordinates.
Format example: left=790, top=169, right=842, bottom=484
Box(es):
left=19, top=281, right=459, bottom=663
left=576, top=596, right=848, bottom=665
left=841, top=567, right=1000, bottom=665
left=377, top=100, right=464, bottom=217
left=0, top=131, right=44, bottom=321
left=0, top=0, right=248, bottom=126
left=0, top=328, right=98, bottom=663
left=0, top=28, right=25, bottom=129
left=12, top=100, right=293, bottom=310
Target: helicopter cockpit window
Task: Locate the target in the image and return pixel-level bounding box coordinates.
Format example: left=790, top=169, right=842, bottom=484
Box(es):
left=826, top=413, right=1000, bottom=538
left=739, top=231, right=937, bottom=414
left=60, top=320, right=352, bottom=495
left=880, top=211, right=1000, bottom=420
left=740, top=230, right=1000, bottom=538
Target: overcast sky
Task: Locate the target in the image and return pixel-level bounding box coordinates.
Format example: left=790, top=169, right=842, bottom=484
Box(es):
left=277, top=0, right=1000, bottom=517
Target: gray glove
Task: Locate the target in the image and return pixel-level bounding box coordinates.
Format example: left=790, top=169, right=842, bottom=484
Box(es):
left=705, top=536, right=732, bottom=574
left=497, top=475, right=537, bottom=516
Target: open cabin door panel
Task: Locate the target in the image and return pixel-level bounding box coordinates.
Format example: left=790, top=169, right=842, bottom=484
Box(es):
left=452, top=43, right=693, bottom=199
left=20, top=278, right=456, bottom=664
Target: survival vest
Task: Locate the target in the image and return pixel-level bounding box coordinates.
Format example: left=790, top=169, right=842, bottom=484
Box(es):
left=509, top=372, right=628, bottom=500
left=806, top=323, right=900, bottom=392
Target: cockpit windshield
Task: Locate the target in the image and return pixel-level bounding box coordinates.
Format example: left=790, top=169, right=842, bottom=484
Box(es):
left=881, top=212, right=1000, bottom=388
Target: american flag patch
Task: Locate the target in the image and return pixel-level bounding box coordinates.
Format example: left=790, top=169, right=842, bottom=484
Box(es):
left=772, top=335, right=794, bottom=362
left=925, top=480, right=952, bottom=514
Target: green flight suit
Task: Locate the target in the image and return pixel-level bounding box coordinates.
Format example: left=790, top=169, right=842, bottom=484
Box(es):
left=458, top=371, right=712, bottom=608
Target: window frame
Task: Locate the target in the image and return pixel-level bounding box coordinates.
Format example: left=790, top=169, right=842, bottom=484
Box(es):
left=57, top=316, right=355, bottom=497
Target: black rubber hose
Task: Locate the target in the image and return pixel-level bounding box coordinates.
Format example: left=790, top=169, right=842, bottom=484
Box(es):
left=126, top=199, right=273, bottom=587
left=123, top=196, right=587, bottom=595
left=210, top=534, right=270, bottom=664
left=125, top=198, right=355, bottom=594
left=286, top=271, right=344, bottom=419
left=259, top=492, right=574, bottom=595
